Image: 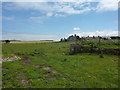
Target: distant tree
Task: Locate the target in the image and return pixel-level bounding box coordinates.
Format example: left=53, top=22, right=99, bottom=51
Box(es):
left=5, top=40, right=10, bottom=44
left=74, top=34, right=77, bottom=37
left=110, top=36, right=120, bottom=39
left=60, top=38, right=63, bottom=42
left=103, top=37, right=107, bottom=40
left=71, top=35, right=73, bottom=37
left=64, top=38, right=67, bottom=42
left=76, top=36, right=80, bottom=40
left=98, top=36, right=102, bottom=38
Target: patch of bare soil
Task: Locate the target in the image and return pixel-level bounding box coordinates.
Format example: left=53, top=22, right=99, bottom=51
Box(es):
left=41, top=66, right=67, bottom=80
left=47, top=77, right=57, bottom=81
left=34, top=65, right=43, bottom=68
left=0, top=56, right=21, bottom=62
left=17, top=72, right=31, bottom=87
left=112, top=59, right=118, bottom=62
left=42, top=67, right=50, bottom=70
left=0, top=67, right=6, bottom=71
left=41, top=66, right=63, bottom=75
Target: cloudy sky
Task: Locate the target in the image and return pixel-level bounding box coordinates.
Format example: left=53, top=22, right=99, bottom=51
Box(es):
left=1, top=0, right=119, bottom=41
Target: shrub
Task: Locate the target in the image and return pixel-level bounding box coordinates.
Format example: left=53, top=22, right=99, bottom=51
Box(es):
left=5, top=40, right=10, bottom=44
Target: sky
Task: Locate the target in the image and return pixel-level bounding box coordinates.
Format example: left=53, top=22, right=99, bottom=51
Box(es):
left=1, top=0, right=119, bottom=41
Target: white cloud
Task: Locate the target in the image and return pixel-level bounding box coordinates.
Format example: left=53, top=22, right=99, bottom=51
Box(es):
left=96, top=0, right=118, bottom=12
left=2, top=30, right=119, bottom=41
left=69, top=30, right=119, bottom=37
left=1, top=0, right=99, bottom=2
left=55, top=14, right=66, bottom=17
left=46, top=12, right=53, bottom=16
left=2, top=0, right=119, bottom=17
left=73, top=27, right=80, bottom=30
left=2, top=32, right=60, bottom=41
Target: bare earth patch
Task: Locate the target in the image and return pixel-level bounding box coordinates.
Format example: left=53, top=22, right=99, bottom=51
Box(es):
left=42, top=67, right=51, bottom=70
left=0, top=67, right=7, bottom=71
left=17, top=72, right=31, bottom=87
left=0, top=56, right=21, bottom=62
left=47, top=77, right=57, bottom=81
left=21, top=56, right=34, bottom=65
left=34, top=65, right=43, bottom=68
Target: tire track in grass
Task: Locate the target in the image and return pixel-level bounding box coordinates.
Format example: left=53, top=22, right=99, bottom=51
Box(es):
left=41, top=66, right=68, bottom=81
left=35, top=54, right=67, bottom=77
left=21, top=55, right=58, bottom=81
left=35, top=54, right=69, bottom=79
left=21, top=55, right=68, bottom=81
left=18, top=55, right=34, bottom=87
left=41, top=66, right=67, bottom=78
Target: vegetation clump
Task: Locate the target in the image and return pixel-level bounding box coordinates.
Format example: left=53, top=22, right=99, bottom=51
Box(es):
left=5, top=40, right=10, bottom=44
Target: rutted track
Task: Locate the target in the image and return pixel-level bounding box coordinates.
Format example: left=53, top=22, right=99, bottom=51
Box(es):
left=21, top=55, right=68, bottom=81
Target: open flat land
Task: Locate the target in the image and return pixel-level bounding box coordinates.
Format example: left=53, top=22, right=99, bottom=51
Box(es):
left=1, top=40, right=119, bottom=88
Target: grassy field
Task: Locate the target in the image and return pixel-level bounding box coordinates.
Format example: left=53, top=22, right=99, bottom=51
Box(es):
left=2, top=40, right=119, bottom=88
left=1, top=40, right=55, bottom=44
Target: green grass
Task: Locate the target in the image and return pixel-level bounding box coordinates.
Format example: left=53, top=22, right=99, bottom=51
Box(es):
left=2, top=41, right=119, bottom=88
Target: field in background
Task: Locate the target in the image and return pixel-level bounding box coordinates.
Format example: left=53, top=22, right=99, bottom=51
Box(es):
left=2, top=40, right=119, bottom=88
left=2, top=41, right=56, bottom=44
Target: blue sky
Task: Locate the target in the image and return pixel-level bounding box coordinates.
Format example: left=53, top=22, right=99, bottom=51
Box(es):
left=2, top=0, right=119, bottom=41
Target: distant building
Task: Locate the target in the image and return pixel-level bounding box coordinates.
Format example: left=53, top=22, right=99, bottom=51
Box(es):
left=67, top=34, right=80, bottom=42
left=67, top=35, right=77, bottom=41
